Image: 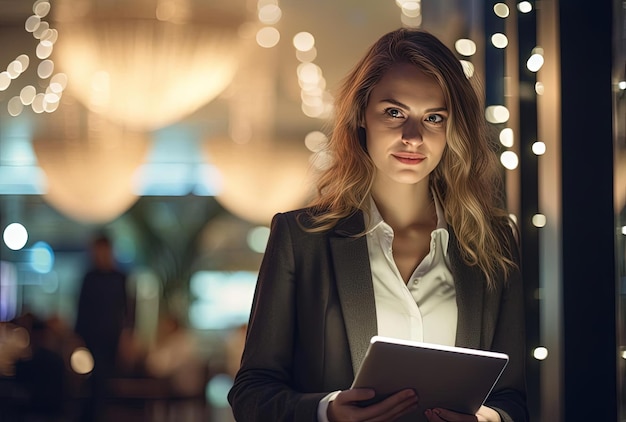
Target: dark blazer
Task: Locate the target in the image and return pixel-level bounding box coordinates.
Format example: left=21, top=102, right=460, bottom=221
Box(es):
left=228, top=209, right=528, bottom=422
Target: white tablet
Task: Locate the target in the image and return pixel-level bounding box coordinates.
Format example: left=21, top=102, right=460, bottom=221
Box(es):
left=350, top=336, right=509, bottom=421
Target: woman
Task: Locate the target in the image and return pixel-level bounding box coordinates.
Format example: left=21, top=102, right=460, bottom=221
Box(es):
left=228, top=28, right=528, bottom=422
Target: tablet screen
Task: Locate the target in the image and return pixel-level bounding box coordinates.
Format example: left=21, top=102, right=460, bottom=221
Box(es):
left=350, top=336, right=509, bottom=421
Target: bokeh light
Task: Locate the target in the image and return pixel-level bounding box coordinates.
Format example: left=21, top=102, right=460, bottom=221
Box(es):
left=500, top=151, right=519, bottom=170
left=256, top=26, right=280, bottom=48
left=70, top=347, right=94, bottom=375
left=532, top=214, right=547, bottom=228
left=30, top=241, right=54, bottom=274
left=533, top=347, right=548, bottom=360
left=3, top=223, right=28, bottom=250
left=247, top=226, right=270, bottom=253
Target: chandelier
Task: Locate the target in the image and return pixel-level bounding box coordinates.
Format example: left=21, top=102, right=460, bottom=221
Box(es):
left=32, top=99, right=150, bottom=223
left=51, top=0, right=248, bottom=131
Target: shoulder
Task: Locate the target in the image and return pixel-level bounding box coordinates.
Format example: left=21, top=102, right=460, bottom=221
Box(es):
left=271, top=207, right=365, bottom=235
left=269, top=207, right=317, bottom=230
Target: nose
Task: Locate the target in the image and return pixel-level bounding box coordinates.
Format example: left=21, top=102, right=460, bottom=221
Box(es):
left=401, top=119, right=423, bottom=146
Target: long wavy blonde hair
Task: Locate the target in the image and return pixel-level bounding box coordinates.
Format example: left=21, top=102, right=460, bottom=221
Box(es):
left=306, top=28, right=517, bottom=287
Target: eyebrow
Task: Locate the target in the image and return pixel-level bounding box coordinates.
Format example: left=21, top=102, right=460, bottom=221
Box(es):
left=379, top=98, right=448, bottom=113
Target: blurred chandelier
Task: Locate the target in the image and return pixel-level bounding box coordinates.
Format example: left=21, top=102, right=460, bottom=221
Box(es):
left=33, top=101, right=150, bottom=223
left=51, top=0, right=248, bottom=131
left=205, top=137, right=314, bottom=225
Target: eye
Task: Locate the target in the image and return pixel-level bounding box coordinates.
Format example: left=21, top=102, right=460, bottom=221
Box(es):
left=425, top=114, right=445, bottom=125
left=384, top=108, right=405, bottom=119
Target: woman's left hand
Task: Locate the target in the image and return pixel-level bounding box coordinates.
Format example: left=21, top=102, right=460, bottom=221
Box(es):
left=424, top=405, right=501, bottom=422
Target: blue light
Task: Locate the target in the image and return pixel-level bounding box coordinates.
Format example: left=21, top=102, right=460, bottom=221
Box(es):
left=30, top=241, right=54, bottom=274
left=188, top=271, right=256, bottom=330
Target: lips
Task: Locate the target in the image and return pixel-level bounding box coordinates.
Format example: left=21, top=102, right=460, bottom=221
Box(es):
left=392, top=152, right=425, bottom=164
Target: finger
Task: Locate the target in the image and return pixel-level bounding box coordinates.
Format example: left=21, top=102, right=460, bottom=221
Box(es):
left=429, top=408, right=478, bottom=422
left=379, top=395, right=419, bottom=422
left=334, top=388, right=376, bottom=405
left=424, top=409, right=445, bottom=422
left=361, top=389, right=418, bottom=422
left=328, top=389, right=381, bottom=422
left=334, top=388, right=376, bottom=406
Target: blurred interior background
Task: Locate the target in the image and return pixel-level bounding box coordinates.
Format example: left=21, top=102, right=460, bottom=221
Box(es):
left=0, top=0, right=624, bottom=421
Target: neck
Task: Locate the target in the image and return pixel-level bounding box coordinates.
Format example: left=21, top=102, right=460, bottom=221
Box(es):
left=371, top=178, right=436, bottom=231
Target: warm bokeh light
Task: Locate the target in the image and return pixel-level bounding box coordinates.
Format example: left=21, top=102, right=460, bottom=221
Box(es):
left=518, top=1, right=533, bottom=13
left=7, top=97, right=23, bottom=116
left=293, top=32, right=315, bottom=52
left=0, top=72, right=10, bottom=90
left=70, top=347, right=94, bottom=375
left=535, top=81, right=545, bottom=95
left=7, top=60, right=23, bottom=78
left=304, top=130, right=328, bottom=152
left=485, top=105, right=510, bottom=123
left=532, top=214, right=547, bottom=228
left=256, top=26, right=280, bottom=48
left=3, top=223, right=28, bottom=251
left=491, top=33, right=508, bottom=49
left=25, top=15, right=41, bottom=32
left=493, top=3, right=510, bottom=18
left=296, top=47, right=317, bottom=63
left=500, top=151, right=519, bottom=170
left=295, top=58, right=332, bottom=119
left=37, top=59, right=54, bottom=79
left=455, top=39, right=477, bottom=56
left=15, top=54, right=29, bottom=71
left=20, top=85, right=36, bottom=105
left=297, top=62, right=322, bottom=85
left=34, top=1, right=51, bottom=17
left=401, top=1, right=421, bottom=18
left=532, top=141, right=546, bottom=156
left=499, top=128, right=514, bottom=147
left=533, top=347, right=548, bottom=360
left=258, top=4, right=282, bottom=25
left=527, top=53, right=544, bottom=72
left=400, top=12, right=422, bottom=28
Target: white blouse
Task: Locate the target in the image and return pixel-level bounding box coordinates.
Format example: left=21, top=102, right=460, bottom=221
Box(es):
left=365, top=196, right=458, bottom=346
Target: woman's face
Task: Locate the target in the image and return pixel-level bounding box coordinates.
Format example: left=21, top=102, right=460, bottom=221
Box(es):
left=363, top=62, right=448, bottom=188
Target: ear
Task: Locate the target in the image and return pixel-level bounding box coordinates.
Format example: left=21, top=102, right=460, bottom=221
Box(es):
left=358, top=127, right=368, bottom=153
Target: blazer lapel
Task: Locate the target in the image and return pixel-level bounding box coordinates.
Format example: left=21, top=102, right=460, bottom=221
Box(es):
left=330, top=212, right=378, bottom=376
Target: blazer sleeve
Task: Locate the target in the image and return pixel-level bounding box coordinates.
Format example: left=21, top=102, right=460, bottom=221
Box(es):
left=227, top=213, right=327, bottom=422
left=484, top=226, right=529, bottom=422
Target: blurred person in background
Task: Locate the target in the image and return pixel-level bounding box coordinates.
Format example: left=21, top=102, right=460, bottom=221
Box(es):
left=75, top=233, right=132, bottom=422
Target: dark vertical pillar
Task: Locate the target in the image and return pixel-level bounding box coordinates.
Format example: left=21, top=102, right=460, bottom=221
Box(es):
left=559, top=1, right=617, bottom=421
left=483, top=1, right=505, bottom=106
left=515, top=3, right=540, bottom=421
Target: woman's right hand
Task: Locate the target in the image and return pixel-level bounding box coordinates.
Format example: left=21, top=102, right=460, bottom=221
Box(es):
left=327, top=388, right=418, bottom=422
